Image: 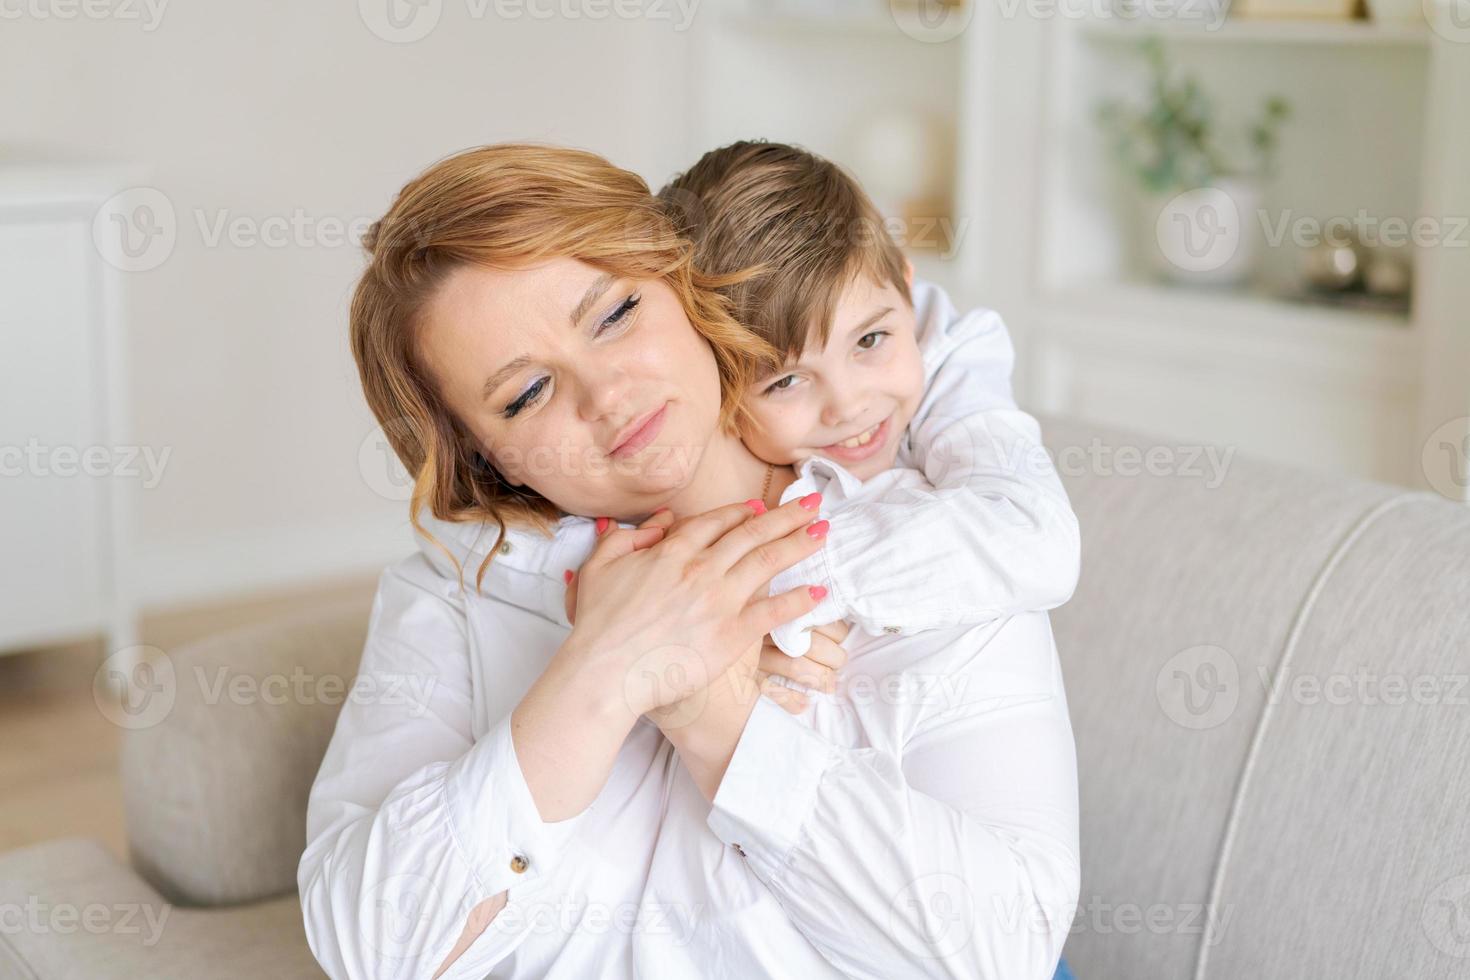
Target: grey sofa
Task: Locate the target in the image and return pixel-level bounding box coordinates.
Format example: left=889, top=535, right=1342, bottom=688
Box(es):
left=3, top=419, right=1468, bottom=979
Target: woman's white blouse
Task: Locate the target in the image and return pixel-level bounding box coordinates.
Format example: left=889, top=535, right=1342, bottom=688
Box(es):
left=299, top=513, right=1079, bottom=978
left=297, top=279, right=1081, bottom=978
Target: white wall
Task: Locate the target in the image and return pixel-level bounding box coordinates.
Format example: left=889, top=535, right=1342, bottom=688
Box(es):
left=1, top=2, right=701, bottom=607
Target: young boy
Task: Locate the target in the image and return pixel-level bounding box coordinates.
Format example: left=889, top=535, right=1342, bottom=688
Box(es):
left=657, top=140, right=1081, bottom=658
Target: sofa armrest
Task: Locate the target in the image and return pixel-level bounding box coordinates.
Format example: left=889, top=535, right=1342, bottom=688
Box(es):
left=120, top=594, right=373, bottom=907
left=0, top=837, right=324, bottom=979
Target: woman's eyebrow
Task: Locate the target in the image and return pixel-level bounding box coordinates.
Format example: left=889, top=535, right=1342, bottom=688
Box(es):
left=481, top=354, right=531, bottom=403
left=569, top=273, right=616, bottom=327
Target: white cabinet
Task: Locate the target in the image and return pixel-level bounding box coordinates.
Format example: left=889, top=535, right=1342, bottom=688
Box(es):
left=0, top=168, right=137, bottom=655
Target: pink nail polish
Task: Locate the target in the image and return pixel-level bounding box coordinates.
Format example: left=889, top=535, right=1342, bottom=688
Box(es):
left=809, top=585, right=828, bottom=601
left=806, top=520, right=830, bottom=539
left=595, top=517, right=610, bottom=535
left=563, top=570, right=574, bottom=585
left=799, top=492, right=822, bottom=511
left=744, top=498, right=767, bottom=515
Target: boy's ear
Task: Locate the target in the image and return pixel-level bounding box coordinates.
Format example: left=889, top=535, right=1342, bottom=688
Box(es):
left=903, top=258, right=914, bottom=288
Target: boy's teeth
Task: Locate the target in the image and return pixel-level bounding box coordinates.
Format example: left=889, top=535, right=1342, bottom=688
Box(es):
left=839, top=423, right=878, bottom=448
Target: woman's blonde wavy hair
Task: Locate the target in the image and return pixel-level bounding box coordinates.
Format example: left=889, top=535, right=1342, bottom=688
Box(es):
left=350, top=143, right=769, bottom=595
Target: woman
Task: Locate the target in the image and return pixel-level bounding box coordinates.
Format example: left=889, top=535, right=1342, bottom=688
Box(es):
left=299, top=144, right=1079, bottom=979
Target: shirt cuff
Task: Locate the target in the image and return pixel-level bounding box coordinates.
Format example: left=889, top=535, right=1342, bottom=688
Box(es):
left=706, top=695, right=835, bottom=882
left=444, top=712, right=587, bottom=897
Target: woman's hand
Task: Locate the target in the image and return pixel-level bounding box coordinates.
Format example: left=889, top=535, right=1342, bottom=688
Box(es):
left=560, top=494, right=830, bottom=720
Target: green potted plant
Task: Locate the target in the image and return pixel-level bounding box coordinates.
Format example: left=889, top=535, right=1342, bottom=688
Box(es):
left=1098, top=39, right=1290, bottom=286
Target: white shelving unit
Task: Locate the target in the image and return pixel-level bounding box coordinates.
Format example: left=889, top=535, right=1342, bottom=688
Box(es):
left=0, top=165, right=140, bottom=656
left=693, top=2, right=1470, bottom=493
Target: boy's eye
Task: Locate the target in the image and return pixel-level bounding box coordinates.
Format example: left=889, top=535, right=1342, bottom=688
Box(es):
left=762, top=374, right=800, bottom=396
left=856, top=330, right=891, bottom=351
left=503, top=376, right=548, bottom=419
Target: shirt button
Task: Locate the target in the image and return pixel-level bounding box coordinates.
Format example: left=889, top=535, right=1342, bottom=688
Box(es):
left=498, top=540, right=513, bottom=556
left=883, top=625, right=901, bottom=634
left=509, top=855, right=529, bottom=873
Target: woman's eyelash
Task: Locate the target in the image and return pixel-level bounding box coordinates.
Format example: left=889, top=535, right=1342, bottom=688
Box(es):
left=597, top=292, right=640, bottom=334
left=503, top=377, right=547, bottom=419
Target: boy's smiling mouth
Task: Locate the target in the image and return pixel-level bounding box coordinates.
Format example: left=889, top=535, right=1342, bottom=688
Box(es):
left=818, top=414, right=892, bottom=464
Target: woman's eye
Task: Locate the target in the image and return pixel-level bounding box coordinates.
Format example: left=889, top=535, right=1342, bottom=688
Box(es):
left=503, top=376, right=547, bottom=419
left=596, top=292, right=641, bottom=336
left=857, top=330, right=891, bottom=351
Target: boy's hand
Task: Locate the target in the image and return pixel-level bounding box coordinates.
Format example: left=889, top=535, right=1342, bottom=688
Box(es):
left=755, top=620, right=850, bottom=713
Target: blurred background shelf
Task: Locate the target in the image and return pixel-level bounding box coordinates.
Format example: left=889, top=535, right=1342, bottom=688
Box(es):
left=1079, top=17, right=1433, bottom=45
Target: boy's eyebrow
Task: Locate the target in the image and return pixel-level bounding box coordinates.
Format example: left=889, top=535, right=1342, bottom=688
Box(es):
left=846, top=306, right=893, bottom=337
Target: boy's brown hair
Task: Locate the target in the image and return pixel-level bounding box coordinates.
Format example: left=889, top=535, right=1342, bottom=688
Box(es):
left=658, top=140, right=912, bottom=373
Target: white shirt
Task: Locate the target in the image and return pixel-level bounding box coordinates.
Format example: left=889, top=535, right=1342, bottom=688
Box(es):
left=298, top=282, right=1082, bottom=979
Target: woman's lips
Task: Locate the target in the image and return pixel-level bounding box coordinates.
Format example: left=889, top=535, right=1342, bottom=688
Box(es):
left=816, top=415, right=890, bottom=464
left=610, top=403, right=668, bottom=459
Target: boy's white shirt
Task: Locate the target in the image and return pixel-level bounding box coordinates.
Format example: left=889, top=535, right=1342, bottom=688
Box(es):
left=414, top=278, right=1080, bottom=656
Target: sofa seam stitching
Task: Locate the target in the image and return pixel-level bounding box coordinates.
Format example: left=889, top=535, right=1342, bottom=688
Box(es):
left=1190, top=490, right=1429, bottom=980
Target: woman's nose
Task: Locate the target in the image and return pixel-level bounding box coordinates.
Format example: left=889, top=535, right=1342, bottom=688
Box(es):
left=576, top=366, right=631, bottom=422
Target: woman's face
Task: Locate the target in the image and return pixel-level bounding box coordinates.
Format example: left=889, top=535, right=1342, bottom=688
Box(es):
left=417, top=257, right=724, bottom=520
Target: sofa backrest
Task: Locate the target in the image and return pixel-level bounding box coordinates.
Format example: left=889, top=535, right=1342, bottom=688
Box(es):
left=121, top=594, right=372, bottom=906
left=1043, top=417, right=1470, bottom=979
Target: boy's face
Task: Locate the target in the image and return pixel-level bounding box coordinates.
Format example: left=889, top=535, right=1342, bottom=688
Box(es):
left=742, top=272, right=925, bottom=482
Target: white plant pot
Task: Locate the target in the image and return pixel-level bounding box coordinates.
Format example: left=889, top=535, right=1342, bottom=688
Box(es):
left=1144, top=178, right=1263, bottom=288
